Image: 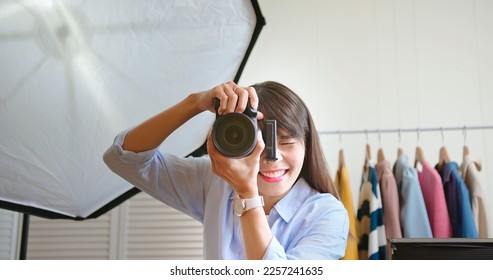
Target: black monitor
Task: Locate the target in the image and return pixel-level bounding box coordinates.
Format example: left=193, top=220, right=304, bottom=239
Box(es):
left=388, top=238, right=493, bottom=260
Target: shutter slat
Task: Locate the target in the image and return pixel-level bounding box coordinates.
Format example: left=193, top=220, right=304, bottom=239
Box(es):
left=27, top=212, right=113, bottom=260
left=23, top=191, right=203, bottom=259
left=126, top=192, right=203, bottom=259
left=0, top=209, right=18, bottom=260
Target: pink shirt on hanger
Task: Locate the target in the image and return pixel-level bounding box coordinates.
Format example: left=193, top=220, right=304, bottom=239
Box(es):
left=417, top=160, right=453, bottom=238
left=376, top=159, right=402, bottom=239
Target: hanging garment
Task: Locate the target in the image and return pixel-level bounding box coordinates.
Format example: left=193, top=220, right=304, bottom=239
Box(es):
left=437, top=162, right=478, bottom=238
left=460, top=155, right=492, bottom=238
left=335, top=165, right=359, bottom=260
left=393, top=155, right=433, bottom=238
left=357, top=163, right=387, bottom=260
left=417, top=160, right=453, bottom=238
left=376, top=159, right=402, bottom=239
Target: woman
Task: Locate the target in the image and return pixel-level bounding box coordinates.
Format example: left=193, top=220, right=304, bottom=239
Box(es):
left=103, top=81, right=349, bottom=259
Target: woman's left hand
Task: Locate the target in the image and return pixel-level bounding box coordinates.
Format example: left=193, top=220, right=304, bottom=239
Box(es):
left=207, top=129, right=265, bottom=198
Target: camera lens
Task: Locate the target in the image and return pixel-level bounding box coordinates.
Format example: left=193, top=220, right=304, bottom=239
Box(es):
left=212, top=113, right=256, bottom=158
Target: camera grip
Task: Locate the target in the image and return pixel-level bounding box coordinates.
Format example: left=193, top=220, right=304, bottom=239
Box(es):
left=213, top=98, right=221, bottom=117
left=212, top=97, right=257, bottom=118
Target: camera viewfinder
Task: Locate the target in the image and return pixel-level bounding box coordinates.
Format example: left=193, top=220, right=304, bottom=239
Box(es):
left=265, top=120, right=277, bottom=161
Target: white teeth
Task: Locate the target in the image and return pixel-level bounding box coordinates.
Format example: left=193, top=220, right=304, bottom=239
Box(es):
left=261, top=170, right=285, bottom=178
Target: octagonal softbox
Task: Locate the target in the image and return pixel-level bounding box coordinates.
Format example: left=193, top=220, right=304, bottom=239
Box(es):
left=0, top=0, right=264, bottom=219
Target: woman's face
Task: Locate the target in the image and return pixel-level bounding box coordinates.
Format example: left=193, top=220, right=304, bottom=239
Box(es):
left=257, top=128, right=305, bottom=200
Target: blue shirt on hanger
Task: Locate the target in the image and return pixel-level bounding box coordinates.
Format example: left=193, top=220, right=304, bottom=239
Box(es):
left=393, top=155, right=433, bottom=238
left=438, top=162, right=478, bottom=238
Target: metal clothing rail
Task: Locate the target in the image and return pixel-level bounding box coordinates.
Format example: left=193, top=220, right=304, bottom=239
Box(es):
left=318, top=125, right=493, bottom=135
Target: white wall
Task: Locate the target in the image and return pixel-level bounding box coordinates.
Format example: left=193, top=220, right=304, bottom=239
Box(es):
left=239, top=0, right=493, bottom=220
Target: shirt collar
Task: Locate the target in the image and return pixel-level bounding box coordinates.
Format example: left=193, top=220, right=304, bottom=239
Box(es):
left=439, top=161, right=459, bottom=183
left=273, top=177, right=316, bottom=223
left=376, top=159, right=391, bottom=180
left=393, top=154, right=410, bottom=185
left=228, top=177, right=317, bottom=223
left=461, top=154, right=482, bottom=175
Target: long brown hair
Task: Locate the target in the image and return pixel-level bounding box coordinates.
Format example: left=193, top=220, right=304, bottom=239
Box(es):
left=252, top=81, right=339, bottom=198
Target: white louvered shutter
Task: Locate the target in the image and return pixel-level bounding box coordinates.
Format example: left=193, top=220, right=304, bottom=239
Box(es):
left=125, top=192, right=203, bottom=260
left=27, top=211, right=115, bottom=260
left=0, top=209, right=20, bottom=260
left=23, top=191, right=203, bottom=259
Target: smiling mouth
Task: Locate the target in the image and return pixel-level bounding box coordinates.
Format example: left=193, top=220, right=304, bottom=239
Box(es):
left=260, top=170, right=287, bottom=178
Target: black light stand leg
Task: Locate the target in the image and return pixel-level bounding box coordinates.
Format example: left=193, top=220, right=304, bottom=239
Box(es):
left=19, top=213, right=30, bottom=260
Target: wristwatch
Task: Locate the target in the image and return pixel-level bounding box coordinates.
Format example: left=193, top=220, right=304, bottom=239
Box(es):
left=233, top=196, right=264, bottom=217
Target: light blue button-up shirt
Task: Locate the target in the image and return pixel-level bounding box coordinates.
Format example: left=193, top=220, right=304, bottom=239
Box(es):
left=103, top=131, right=349, bottom=259
left=393, top=155, right=433, bottom=238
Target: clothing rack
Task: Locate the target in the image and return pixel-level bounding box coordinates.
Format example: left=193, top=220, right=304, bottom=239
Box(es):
left=318, top=125, right=493, bottom=136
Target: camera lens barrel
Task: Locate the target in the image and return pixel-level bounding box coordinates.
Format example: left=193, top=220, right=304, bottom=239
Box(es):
left=212, top=113, right=257, bottom=158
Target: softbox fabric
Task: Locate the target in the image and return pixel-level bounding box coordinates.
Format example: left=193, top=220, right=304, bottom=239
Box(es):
left=0, top=0, right=264, bottom=219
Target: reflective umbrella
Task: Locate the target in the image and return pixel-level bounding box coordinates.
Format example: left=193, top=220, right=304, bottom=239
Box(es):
left=0, top=0, right=264, bottom=219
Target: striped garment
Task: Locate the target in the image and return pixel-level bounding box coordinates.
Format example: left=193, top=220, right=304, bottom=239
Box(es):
left=357, top=162, right=387, bottom=260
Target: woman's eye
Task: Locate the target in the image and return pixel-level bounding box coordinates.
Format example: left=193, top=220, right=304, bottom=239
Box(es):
left=280, top=140, right=297, bottom=145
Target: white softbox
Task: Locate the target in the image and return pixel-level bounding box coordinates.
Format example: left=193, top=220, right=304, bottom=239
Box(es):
left=0, top=0, right=264, bottom=219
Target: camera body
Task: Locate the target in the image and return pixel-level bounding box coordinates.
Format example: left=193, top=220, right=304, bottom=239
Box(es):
left=211, top=98, right=277, bottom=160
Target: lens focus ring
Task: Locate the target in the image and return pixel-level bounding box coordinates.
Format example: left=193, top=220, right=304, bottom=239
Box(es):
left=212, top=113, right=256, bottom=158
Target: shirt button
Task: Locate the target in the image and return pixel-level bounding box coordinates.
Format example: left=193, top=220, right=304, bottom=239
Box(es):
left=271, top=209, right=277, bottom=215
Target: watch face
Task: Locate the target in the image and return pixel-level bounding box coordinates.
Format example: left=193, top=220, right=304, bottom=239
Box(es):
left=233, top=198, right=244, bottom=216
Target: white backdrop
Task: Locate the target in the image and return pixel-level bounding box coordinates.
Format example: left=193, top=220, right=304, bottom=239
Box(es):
left=0, top=0, right=259, bottom=218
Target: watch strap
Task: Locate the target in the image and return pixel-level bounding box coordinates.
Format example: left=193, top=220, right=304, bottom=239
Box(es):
left=243, top=196, right=264, bottom=211
left=234, top=196, right=264, bottom=216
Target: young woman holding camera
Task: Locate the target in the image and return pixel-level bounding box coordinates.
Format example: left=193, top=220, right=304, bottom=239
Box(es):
left=103, top=81, right=349, bottom=259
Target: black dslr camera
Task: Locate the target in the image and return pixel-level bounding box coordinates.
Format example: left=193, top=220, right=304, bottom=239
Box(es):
left=211, top=98, right=277, bottom=160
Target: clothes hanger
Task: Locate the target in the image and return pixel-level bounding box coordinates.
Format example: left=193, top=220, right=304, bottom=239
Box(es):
left=397, top=147, right=404, bottom=157
left=414, top=128, right=425, bottom=168
left=462, top=127, right=481, bottom=171
left=437, top=128, right=450, bottom=171
left=339, top=148, right=346, bottom=170
left=364, top=130, right=371, bottom=171
left=414, top=146, right=425, bottom=168
left=364, top=143, right=372, bottom=172
left=397, top=129, right=404, bottom=157
left=377, top=148, right=386, bottom=162
left=437, top=146, right=451, bottom=170
left=338, top=131, right=346, bottom=170
left=463, top=145, right=469, bottom=157
left=377, top=130, right=386, bottom=162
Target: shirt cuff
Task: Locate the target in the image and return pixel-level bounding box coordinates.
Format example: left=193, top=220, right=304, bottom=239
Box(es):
left=107, top=130, right=159, bottom=164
